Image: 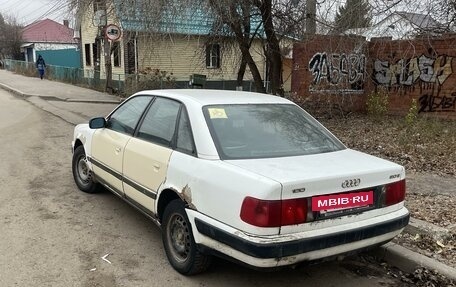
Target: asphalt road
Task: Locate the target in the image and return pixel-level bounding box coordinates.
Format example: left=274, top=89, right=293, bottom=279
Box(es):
left=0, top=89, right=406, bottom=286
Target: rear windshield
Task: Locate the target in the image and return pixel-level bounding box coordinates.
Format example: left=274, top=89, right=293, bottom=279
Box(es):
left=203, top=104, right=345, bottom=159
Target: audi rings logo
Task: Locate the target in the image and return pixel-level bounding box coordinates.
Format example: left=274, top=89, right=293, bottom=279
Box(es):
left=341, top=178, right=361, bottom=188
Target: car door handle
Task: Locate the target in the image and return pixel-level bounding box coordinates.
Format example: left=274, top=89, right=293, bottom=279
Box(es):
left=115, top=147, right=121, bottom=153
left=152, top=163, right=160, bottom=171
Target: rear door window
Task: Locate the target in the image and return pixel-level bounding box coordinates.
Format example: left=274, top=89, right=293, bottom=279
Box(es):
left=137, top=97, right=181, bottom=147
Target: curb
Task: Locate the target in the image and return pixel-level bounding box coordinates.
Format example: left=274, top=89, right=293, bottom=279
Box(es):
left=405, top=217, right=451, bottom=240
left=372, top=242, right=456, bottom=281
left=0, top=82, right=29, bottom=99
left=0, top=83, right=121, bottom=104
left=0, top=83, right=87, bottom=125
left=66, top=98, right=121, bottom=104
left=370, top=217, right=456, bottom=282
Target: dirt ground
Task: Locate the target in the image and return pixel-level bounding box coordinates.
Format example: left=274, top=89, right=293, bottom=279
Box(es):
left=319, top=114, right=456, bottom=176
left=318, top=113, right=456, bottom=283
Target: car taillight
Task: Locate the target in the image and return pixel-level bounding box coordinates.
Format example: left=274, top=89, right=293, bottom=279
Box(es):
left=240, top=197, right=307, bottom=227
left=281, top=198, right=308, bottom=226
left=385, top=179, right=406, bottom=206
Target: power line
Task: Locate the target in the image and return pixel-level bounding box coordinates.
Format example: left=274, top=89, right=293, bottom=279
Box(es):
left=19, top=0, right=69, bottom=24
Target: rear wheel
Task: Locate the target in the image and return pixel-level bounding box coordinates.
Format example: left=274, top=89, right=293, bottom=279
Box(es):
left=162, top=199, right=211, bottom=275
left=72, top=145, right=99, bottom=193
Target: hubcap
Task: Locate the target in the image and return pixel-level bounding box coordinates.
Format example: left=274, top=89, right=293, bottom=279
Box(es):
left=168, top=214, right=190, bottom=262
left=77, top=156, right=90, bottom=183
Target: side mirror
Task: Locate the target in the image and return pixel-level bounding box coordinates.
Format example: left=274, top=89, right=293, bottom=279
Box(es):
left=89, top=117, right=106, bottom=129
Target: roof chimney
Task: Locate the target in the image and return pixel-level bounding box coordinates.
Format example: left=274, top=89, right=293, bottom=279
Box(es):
left=63, top=20, right=69, bottom=27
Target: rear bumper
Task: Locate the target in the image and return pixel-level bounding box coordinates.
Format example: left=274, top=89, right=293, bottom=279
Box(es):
left=187, top=207, right=409, bottom=268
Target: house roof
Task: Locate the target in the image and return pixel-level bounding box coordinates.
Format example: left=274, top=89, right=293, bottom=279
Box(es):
left=396, top=12, right=443, bottom=31
left=344, top=11, right=447, bottom=40
left=22, top=19, right=77, bottom=43
left=113, top=0, right=264, bottom=36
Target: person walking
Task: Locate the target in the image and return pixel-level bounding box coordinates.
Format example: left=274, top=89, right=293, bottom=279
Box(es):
left=36, top=55, right=46, bottom=80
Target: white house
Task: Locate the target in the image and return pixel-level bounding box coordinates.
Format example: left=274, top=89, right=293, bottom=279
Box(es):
left=344, top=12, right=448, bottom=40
left=21, top=19, right=80, bottom=68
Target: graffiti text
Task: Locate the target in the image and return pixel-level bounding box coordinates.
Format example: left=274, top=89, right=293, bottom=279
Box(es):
left=309, top=52, right=366, bottom=92
left=374, top=55, right=453, bottom=86
left=419, top=93, right=456, bottom=113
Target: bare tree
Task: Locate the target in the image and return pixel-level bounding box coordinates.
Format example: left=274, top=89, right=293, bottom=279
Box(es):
left=206, top=0, right=307, bottom=95
left=0, top=13, right=22, bottom=61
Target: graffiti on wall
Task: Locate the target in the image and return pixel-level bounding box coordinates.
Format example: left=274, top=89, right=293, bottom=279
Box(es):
left=374, top=55, right=455, bottom=113
left=374, top=55, right=453, bottom=86
left=309, top=52, right=366, bottom=93
left=419, top=93, right=456, bottom=113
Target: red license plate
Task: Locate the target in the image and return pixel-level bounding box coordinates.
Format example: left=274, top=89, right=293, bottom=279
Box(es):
left=311, top=191, right=374, bottom=212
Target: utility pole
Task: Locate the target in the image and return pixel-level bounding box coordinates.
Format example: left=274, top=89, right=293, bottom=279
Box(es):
left=306, top=0, right=316, bottom=35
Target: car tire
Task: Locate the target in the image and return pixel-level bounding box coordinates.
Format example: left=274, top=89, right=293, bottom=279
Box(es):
left=162, top=199, right=212, bottom=275
left=72, top=145, right=99, bottom=193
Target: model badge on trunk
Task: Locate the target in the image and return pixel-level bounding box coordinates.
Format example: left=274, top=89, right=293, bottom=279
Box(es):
left=292, top=188, right=306, bottom=193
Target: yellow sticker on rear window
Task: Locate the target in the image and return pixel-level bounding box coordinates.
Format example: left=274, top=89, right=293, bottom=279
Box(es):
left=208, top=108, right=228, bottom=119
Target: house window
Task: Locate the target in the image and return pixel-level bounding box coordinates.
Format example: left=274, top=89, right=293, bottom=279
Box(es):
left=113, top=42, right=121, bottom=67
left=206, top=44, right=220, bottom=69
left=84, top=44, right=91, bottom=66
left=92, top=42, right=99, bottom=68
left=93, top=0, right=106, bottom=12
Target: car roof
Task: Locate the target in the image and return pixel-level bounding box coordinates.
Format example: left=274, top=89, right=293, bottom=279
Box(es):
left=133, top=89, right=294, bottom=106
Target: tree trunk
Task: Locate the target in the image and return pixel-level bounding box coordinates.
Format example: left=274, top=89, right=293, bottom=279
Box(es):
left=236, top=56, right=247, bottom=87
left=104, top=38, right=113, bottom=93
left=237, top=5, right=250, bottom=89
left=237, top=40, right=265, bottom=93
left=256, top=0, right=284, bottom=96
left=228, top=18, right=265, bottom=92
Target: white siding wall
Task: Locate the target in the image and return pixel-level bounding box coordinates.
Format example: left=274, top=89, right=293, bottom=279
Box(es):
left=137, top=34, right=266, bottom=82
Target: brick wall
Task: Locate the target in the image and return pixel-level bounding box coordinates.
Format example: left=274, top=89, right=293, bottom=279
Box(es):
left=291, top=34, right=456, bottom=119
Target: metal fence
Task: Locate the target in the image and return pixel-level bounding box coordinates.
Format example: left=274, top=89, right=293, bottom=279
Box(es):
left=3, top=59, right=259, bottom=95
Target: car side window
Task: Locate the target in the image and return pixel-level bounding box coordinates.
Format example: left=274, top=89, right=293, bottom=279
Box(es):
left=107, top=96, right=152, bottom=135
left=137, top=97, right=180, bottom=146
left=176, top=108, right=196, bottom=155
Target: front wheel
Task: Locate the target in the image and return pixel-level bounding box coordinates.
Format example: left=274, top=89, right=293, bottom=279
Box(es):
left=72, top=145, right=99, bottom=193
left=162, top=200, right=211, bottom=275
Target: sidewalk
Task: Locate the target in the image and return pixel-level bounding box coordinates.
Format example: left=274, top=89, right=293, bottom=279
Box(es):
left=0, top=69, right=120, bottom=103
left=0, top=70, right=120, bottom=125
left=0, top=69, right=455, bottom=281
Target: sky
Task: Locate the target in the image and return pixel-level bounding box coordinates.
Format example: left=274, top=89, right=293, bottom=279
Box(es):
left=0, top=0, right=71, bottom=26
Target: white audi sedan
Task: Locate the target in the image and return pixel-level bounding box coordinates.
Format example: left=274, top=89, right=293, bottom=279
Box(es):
left=72, top=89, right=409, bottom=275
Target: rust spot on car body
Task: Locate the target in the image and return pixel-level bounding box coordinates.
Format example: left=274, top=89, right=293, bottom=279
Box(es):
left=182, top=184, right=196, bottom=210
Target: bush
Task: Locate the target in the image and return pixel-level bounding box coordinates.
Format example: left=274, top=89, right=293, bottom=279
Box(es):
left=405, top=98, right=419, bottom=126
left=366, top=90, right=389, bottom=118
left=124, top=68, right=176, bottom=95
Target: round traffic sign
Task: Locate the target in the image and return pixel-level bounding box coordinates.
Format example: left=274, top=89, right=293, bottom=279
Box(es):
left=105, top=24, right=121, bottom=41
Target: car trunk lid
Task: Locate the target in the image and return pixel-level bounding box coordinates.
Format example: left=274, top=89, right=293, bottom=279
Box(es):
left=225, top=149, right=404, bottom=198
